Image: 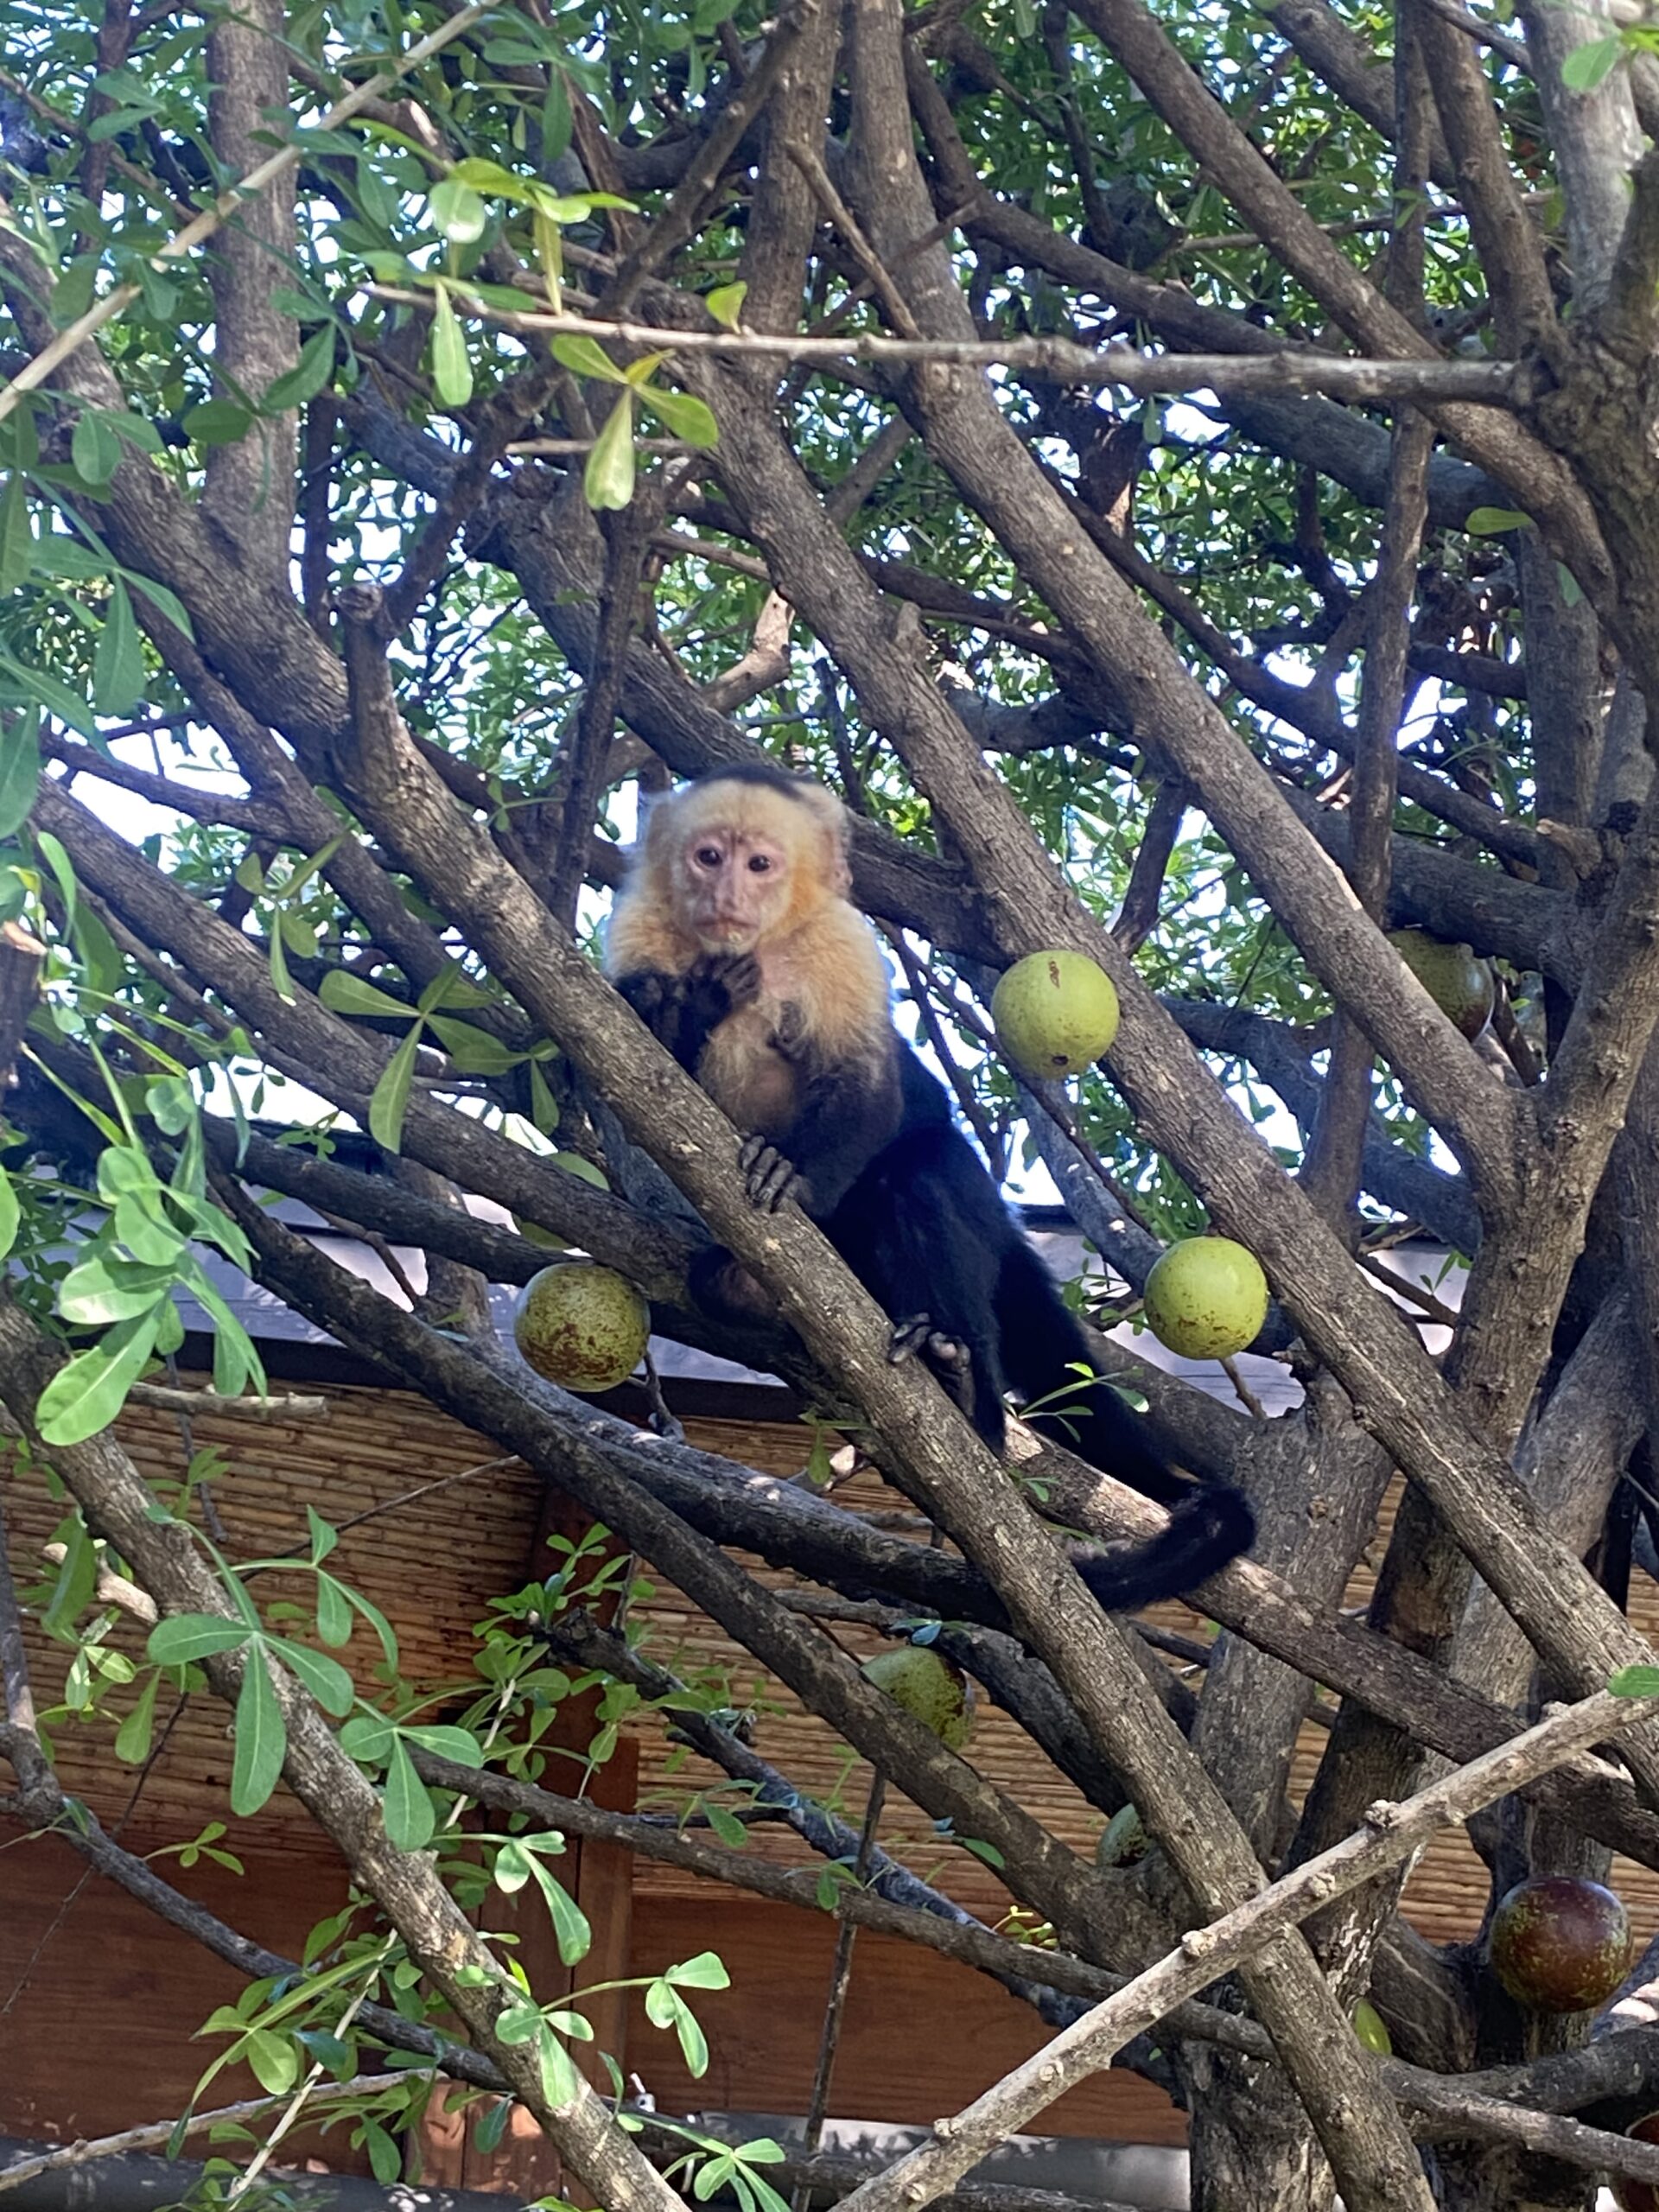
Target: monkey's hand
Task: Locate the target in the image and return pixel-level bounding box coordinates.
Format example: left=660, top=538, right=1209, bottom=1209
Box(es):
left=686, top=950, right=761, bottom=1026
left=888, top=1316, right=976, bottom=1418
left=615, top=969, right=686, bottom=1046
left=768, top=1000, right=810, bottom=1065
left=738, top=1134, right=813, bottom=1214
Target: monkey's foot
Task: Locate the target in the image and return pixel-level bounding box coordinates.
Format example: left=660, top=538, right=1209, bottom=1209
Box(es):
left=739, top=1135, right=807, bottom=1212
left=887, top=1316, right=976, bottom=1415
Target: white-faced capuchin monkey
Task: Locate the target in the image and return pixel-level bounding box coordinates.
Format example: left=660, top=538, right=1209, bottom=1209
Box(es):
left=606, top=761, right=1255, bottom=1610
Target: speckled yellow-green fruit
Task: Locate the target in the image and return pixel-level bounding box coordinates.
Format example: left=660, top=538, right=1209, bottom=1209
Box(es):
left=513, top=1261, right=649, bottom=1393
left=991, top=950, right=1120, bottom=1081
left=1387, top=928, right=1496, bottom=1041
left=513, top=1154, right=612, bottom=1249
left=1143, top=1236, right=1268, bottom=1361
left=1351, top=2000, right=1392, bottom=2056
left=861, top=1645, right=975, bottom=1750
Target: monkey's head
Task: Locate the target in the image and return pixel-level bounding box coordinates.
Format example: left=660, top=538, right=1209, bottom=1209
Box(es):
left=644, top=766, right=852, bottom=954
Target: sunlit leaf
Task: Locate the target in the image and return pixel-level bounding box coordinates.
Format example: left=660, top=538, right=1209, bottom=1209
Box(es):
left=230, top=1648, right=288, bottom=1816
left=431, top=286, right=474, bottom=408
left=584, top=393, right=635, bottom=511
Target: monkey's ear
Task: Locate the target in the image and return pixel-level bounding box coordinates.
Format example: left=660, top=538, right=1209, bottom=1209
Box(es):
left=637, top=785, right=678, bottom=867
left=804, top=787, right=852, bottom=897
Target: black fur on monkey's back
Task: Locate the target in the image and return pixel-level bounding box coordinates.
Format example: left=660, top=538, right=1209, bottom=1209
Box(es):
left=818, top=1049, right=1255, bottom=1611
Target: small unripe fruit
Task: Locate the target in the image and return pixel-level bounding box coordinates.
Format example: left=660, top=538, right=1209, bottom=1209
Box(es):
left=1388, top=928, right=1496, bottom=1041
left=1488, top=1874, right=1633, bottom=2014
left=1351, top=1999, right=1392, bottom=2056
left=1611, top=2110, right=1659, bottom=2211
left=992, top=950, right=1120, bottom=1080
left=1143, top=1237, right=1268, bottom=1361
left=861, top=1644, right=975, bottom=1750
left=1096, top=1803, right=1147, bottom=1869
left=513, top=1261, right=649, bottom=1393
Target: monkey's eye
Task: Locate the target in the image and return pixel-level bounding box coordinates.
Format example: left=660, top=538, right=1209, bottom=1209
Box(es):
left=695, top=846, right=721, bottom=868
left=747, top=855, right=772, bottom=874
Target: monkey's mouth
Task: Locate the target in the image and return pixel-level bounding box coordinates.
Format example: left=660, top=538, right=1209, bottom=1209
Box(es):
left=703, top=919, right=759, bottom=948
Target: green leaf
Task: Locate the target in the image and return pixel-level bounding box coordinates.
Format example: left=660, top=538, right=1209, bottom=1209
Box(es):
left=425, top=1014, right=521, bottom=1074
left=584, top=393, right=635, bottom=512
left=71, top=410, right=123, bottom=486
left=270, top=1637, right=354, bottom=1719
left=262, top=326, right=337, bottom=414
left=147, top=1615, right=254, bottom=1666
left=244, top=2028, right=301, bottom=2095
left=92, top=582, right=145, bottom=716
left=666, top=1950, right=730, bottom=1990
left=36, top=1308, right=162, bottom=1445
left=0, top=1170, right=17, bottom=1264
left=1610, top=1664, right=1659, bottom=1698
left=430, top=178, right=488, bottom=244
left=449, top=156, right=524, bottom=194
left=401, top=1723, right=485, bottom=1766
left=315, top=1571, right=353, bottom=1649
left=704, top=282, right=747, bottom=332
left=0, top=474, right=34, bottom=594
left=537, top=2022, right=582, bottom=2107
left=639, top=385, right=718, bottom=449
left=528, top=1057, right=560, bottom=1135
left=58, top=1252, right=176, bottom=1325
left=705, top=1802, right=747, bottom=1848
left=115, top=1670, right=162, bottom=1764
left=41, top=1516, right=97, bottom=1639
left=431, top=286, right=474, bottom=409
left=319, top=969, right=416, bottom=1020
left=551, top=335, right=626, bottom=385
left=362, top=2120, right=401, bottom=2185
left=1465, top=505, right=1529, bottom=536
left=383, top=1731, right=436, bottom=1850
left=181, top=398, right=254, bottom=448
left=340, top=1713, right=397, bottom=1764
left=230, top=1648, right=288, bottom=1816
left=1561, top=33, right=1623, bottom=88
left=369, top=1022, right=423, bottom=1154
left=541, top=74, right=572, bottom=165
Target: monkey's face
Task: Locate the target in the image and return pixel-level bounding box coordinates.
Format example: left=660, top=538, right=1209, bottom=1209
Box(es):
left=673, top=818, right=796, bottom=952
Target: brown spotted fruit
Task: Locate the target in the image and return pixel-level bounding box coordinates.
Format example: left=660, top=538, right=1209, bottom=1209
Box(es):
left=513, top=1261, right=650, bottom=1394
left=861, top=1644, right=975, bottom=1751
left=1388, top=928, right=1496, bottom=1041
left=1488, top=1874, right=1633, bottom=2014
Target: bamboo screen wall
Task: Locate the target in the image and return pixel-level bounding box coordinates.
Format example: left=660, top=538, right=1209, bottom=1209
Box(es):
left=2, top=1375, right=1649, bottom=2158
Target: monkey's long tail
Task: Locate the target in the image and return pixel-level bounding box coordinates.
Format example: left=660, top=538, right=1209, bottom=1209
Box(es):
left=994, top=1242, right=1256, bottom=1611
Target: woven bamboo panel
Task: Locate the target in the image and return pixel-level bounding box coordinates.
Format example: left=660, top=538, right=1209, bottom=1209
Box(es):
left=10, top=1386, right=1656, bottom=1950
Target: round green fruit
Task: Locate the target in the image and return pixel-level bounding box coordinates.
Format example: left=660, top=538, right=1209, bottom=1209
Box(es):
left=861, top=1644, right=975, bottom=1751
left=1351, top=1999, right=1392, bottom=2056
left=1488, top=1874, right=1633, bottom=2014
left=1611, top=2110, right=1659, bottom=2212
left=1387, top=928, right=1496, bottom=1042
left=992, top=950, right=1120, bottom=1081
left=1142, top=1237, right=1269, bottom=1362
left=513, top=1261, right=650, bottom=1394
left=1096, top=1803, right=1147, bottom=1869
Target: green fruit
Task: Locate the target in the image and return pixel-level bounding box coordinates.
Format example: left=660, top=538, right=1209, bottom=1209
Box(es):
left=513, top=1261, right=650, bottom=1393
left=992, top=950, right=1120, bottom=1081
left=1096, top=1803, right=1147, bottom=1869
left=1142, top=1236, right=1268, bottom=1362
left=1351, top=1999, right=1392, bottom=2056
left=1489, top=1875, right=1633, bottom=2014
left=861, top=1644, right=975, bottom=1750
left=1388, top=928, right=1496, bottom=1041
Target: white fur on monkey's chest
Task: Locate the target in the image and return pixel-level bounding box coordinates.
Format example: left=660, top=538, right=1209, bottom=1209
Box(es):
left=699, top=987, right=798, bottom=1135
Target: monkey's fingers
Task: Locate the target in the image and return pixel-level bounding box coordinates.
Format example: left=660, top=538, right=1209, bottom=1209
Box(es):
left=737, top=1135, right=803, bottom=1212
left=887, top=1315, right=936, bottom=1363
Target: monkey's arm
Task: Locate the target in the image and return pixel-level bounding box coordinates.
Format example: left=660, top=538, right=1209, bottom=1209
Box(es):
left=741, top=1035, right=903, bottom=1217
